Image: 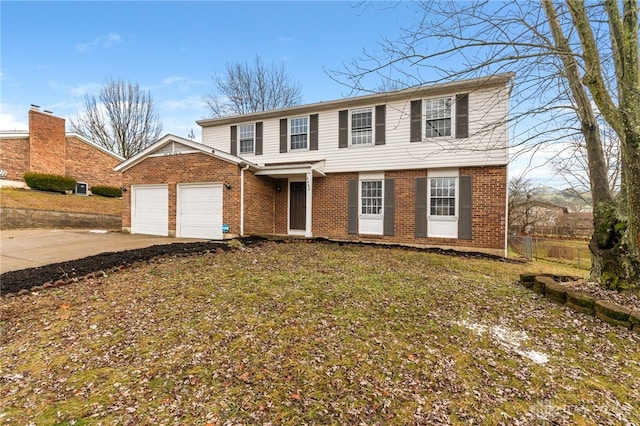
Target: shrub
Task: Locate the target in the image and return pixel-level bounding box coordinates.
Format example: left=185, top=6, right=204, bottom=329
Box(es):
left=91, top=185, right=122, bottom=198
left=23, top=172, right=76, bottom=194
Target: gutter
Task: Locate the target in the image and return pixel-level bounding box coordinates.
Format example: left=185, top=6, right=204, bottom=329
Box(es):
left=240, top=163, right=251, bottom=236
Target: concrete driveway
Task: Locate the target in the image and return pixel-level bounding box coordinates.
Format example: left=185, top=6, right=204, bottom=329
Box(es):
left=1, top=229, right=205, bottom=273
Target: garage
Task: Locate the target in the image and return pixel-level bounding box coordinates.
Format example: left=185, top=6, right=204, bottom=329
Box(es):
left=177, top=183, right=223, bottom=239
left=131, top=185, right=169, bottom=236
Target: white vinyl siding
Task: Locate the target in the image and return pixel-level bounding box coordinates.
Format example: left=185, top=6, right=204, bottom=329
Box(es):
left=201, top=84, right=509, bottom=171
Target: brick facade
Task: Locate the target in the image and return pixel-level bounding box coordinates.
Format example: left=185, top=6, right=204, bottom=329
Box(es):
left=0, top=109, right=121, bottom=188
left=121, top=153, right=242, bottom=236
left=29, top=110, right=66, bottom=176
left=65, top=136, right=122, bottom=187
left=306, top=166, right=506, bottom=253
left=0, top=138, right=29, bottom=181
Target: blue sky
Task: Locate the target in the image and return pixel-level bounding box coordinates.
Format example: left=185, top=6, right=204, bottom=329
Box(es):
left=1, top=1, right=572, bottom=186
left=1, top=1, right=419, bottom=139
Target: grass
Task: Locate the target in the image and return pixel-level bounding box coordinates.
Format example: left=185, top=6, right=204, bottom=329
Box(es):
left=1, top=241, right=638, bottom=425
left=0, top=187, right=121, bottom=216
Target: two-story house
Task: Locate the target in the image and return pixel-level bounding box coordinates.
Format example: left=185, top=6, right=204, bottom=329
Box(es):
left=115, top=73, right=512, bottom=256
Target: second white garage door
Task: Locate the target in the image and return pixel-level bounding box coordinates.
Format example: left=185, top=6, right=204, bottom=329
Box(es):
left=177, top=183, right=223, bottom=239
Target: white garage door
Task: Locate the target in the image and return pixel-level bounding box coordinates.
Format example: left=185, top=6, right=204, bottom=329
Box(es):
left=131, top=185, right=169, bottom=236
left=177, top=183, right=223, bottom=239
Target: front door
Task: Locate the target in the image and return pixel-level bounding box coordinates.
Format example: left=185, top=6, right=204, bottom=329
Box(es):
left=289, top=181, right=306, bottom=231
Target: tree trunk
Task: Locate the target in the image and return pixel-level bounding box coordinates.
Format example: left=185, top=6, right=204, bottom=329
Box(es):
left=567, top=0, right=640, bottom=290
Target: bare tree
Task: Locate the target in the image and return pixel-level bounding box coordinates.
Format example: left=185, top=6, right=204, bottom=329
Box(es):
left=70, top=79, right=163, bottom=159
left=203, top=56, right=303, bottom=117
left=551, top=122, right=621, bottom=201
left=508, top=176, right=544, bottom=234
left=337, top=1, right=640, bottom=289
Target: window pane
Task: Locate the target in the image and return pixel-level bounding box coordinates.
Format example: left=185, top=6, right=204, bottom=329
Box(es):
left=429, top=177, right=456, bottom=216
left=351, top=108, right=373, bottom=145
left=424, top=98, right=452, bottom=138
left=361, top=180, right=383, bottom=215
left=290, top=117, right=308, bottom=150
left=239, top=124, right=254, bottom=154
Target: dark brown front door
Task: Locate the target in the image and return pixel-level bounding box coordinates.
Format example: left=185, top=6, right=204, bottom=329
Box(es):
left=289, top=181, right=306, bottom=231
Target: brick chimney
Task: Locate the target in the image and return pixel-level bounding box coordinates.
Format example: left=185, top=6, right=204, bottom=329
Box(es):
left=28, top=107, right=66, bottom=175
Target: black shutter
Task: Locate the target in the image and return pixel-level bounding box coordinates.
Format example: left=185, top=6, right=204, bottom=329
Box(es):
left=410, top=100, right=422, bottom=142
left=339, top=109, right=348, bottom=148
left=455, top=94, right=469, bottom=139
left=255, top=122, right=263, bottom=155
left=415, top=177, right=427, bottom=237
left=458, top=175, right=473, bottom=240
left=230, top=125, right=237, bottom=156
left=383, top=178, right=395, bottom=236
left=310, top=114, right=319, bottom=151
left=348, top=179, right=358, bottom=234
left=375, top=105, right=386, bottom=145
left=280, top=119, right=288, bottom=153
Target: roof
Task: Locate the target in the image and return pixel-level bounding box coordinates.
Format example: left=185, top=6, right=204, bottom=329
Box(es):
left=197, top=72, right=515, bottom=127
left=114, top=133, right=260, bottom=172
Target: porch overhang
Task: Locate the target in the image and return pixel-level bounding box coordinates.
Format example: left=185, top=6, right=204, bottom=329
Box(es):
left=254, top=160, right=326, bottom=178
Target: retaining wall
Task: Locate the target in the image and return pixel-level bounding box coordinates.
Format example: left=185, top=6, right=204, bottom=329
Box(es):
left=1, top=207, right=120, bottom=230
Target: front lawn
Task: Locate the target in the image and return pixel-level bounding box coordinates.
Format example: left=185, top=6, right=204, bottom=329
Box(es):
left=1, top=242, right=638, bottom=424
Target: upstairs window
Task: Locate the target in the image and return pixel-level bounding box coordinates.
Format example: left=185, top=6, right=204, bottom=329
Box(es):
left=351, top=108, right=373, bottom=145
left=239, top=124, right=255, bottom=154
left=424, top=97, right=452, bottom=138
left=290, top=117, right=308, bottom=150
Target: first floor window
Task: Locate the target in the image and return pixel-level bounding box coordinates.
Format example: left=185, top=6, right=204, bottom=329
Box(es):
left=361, top=180, right=383, bottom=215
left=351, top=108, right=373, bottom=145
left=239, top=124, right=255, bottom=154
left=429, top=177, right=456, bottom=216
left=290, top=117, right=308, bottom=150
left=424, top=97, right=452, bottom=138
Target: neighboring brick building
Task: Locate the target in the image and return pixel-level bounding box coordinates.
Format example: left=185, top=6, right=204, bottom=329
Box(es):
left=0, top=107, right=123, bottom=189
left=116, top=74, right=512, bottom=256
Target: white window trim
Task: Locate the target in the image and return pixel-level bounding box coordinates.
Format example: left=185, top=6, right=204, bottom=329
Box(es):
left=423, top=96, right=455, bottom=140
left=289, top=115, right=309, bottom=152
left=359, top=171, right=385, bottom=219
left=427, top=169, right=459, bottom=223
left=238, top=123, right=255, bottom=155
left=349, top=107, right=375, bottom=147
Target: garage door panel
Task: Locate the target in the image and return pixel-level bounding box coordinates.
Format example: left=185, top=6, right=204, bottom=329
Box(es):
left=132, top=185, right=168, bottom=236
left=177, top=183, right=223, bottom=239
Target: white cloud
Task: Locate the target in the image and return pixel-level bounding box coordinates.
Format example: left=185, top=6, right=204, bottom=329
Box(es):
left=0, top=109, right=28, bottom=131
left=160, top=76, right=208, bottom=93
left=68, top=82, right=102, bottom=97
left=76, top=33, right=122, bottom=53
left=160, top=95, right=204, bottom=112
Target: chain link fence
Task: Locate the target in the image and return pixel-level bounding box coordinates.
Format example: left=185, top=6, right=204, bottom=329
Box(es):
left=508, top=234, right=591, bottom=270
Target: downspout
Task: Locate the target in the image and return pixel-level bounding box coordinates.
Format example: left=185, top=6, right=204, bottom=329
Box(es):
left=240, top=163, right=250, bottom=237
